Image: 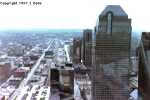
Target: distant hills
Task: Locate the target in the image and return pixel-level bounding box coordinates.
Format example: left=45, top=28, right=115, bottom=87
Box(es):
left=0, top=29, right=83, bottom=39
left=0, top=29, right=141, bottom=54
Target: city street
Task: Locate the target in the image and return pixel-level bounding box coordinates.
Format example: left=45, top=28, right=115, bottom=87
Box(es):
left=9, top=39, right=55, bottom=100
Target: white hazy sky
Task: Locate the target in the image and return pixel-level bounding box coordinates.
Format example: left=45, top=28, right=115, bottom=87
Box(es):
left=0, top=0, right=149, bottom=31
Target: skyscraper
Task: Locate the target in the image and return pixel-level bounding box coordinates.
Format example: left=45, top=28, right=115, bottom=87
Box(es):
left=82, top=29, right=92, bottom=67
left=92, top=5, right=132, bottom=100
left=138, top=32, right=150, bottom=99
left=72, top=38, right=82, bottom=64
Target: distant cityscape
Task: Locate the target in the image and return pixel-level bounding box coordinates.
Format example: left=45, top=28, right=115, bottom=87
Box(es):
left=0, top=5, right=147, bottom=100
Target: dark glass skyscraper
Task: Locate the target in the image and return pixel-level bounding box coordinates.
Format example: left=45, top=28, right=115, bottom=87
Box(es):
left=92, top=5, right=132, bottom=100
left=82, top=29, right=92, bottom=67
left=138, top=32, right=150, bottom=99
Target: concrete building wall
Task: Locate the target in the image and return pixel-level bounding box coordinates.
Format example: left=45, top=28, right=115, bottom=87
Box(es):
left=72, top=38, right=82, bottom=64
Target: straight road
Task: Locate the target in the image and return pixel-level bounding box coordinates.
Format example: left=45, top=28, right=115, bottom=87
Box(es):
left=9, top=39, right=55, bottom=100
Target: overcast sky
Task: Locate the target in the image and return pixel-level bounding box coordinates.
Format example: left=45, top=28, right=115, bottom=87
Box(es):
left=0, top=0, right=149, bottom=31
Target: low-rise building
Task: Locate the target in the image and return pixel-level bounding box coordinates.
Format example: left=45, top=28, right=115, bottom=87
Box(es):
left=13, top=67, right=28, bottom=78
left=15, top=85, right=50, bottom=100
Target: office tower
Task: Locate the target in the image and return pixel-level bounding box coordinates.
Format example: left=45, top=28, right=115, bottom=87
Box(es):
left=82, top=29, right=92, bottom=67
left=72, top=38, right=82, bottom=64
left=138, top=32, right=150, bottom=99
left=92, top=5, right=132, bottom=100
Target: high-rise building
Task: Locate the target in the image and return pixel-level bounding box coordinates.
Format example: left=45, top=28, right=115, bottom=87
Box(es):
left=82, top=29, right=92, bottom=67
left=138, top=32, right=150, bottom=99
left=72, top=38, right=82, bottom=64
left=92, top=5, right=132, bottom=100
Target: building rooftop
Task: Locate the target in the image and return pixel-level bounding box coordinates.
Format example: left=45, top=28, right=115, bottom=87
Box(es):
left=16, top=85, right=50, bottom=100
left=0, top=85, right=16, bottom=99
left=100, top=5, right=128, bottom=17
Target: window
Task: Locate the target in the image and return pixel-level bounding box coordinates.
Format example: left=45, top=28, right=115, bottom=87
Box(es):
left=107, top=12, right=113, bottom=34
